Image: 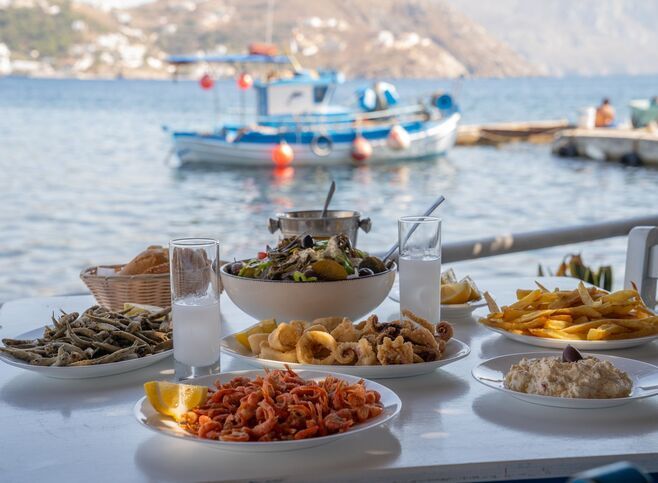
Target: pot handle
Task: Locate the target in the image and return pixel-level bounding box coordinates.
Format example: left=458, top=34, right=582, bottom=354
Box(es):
left=268, top=218, right=281, bottom=234
left=358, top=217, right=372, bottom=233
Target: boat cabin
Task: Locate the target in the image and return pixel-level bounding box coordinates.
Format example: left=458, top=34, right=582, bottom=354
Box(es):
left=255, top=70, right=343, bottom=117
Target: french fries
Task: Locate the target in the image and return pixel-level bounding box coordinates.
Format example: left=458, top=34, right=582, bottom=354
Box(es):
left=479, top=282, right=658, bottom=341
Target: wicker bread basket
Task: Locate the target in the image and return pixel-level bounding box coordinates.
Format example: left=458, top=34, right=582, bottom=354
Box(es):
left=80, top=264, right=171, bottom=311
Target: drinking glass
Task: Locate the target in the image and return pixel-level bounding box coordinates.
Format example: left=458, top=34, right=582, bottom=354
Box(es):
left=398, top=216, right=442, bottom=324
left=169, top=238, right=221, bottom=380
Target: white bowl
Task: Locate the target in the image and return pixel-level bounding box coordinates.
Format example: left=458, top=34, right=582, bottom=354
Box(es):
left=220, top=262, right=396, bottom=322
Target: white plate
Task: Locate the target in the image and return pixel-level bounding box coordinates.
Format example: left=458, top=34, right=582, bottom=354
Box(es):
left=388, top=284, right=486, bottom=321
left=221, top=334, right=470, bottom=378
left=0, top=327, right=172, bottom=379
left=478, top=322, right=658, bottom=350
left=472, top=352, right=658, bottom=408
left=134, top=369, right=402, bottom=452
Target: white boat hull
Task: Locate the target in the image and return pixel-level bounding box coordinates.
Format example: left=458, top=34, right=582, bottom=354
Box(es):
left=173, top=113, right=460, bottom=167
left=552, top=128, right=658, bottom=166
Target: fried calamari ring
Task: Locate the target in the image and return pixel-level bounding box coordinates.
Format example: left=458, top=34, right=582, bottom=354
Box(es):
left=296, top=331, right=337, bottom=365
left=258, top=342, right=298, bottom=363
left=330, top=318, right=360, bottom=343
left=436, top=321, right=453, bottom=341
left=304, top=324, right=328, bottom=333
left=311, top=316, right=344, bottom=332
left=334, top=342, right=358, bottom=364
left=268, top=322, right=303, bottom=352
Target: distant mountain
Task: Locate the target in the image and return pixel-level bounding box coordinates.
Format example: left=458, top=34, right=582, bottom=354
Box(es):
left=446, top=0, right=658, bottom=76
left=127, top=0, right=539, bottom=78
left=0, top=0, right=540, bottom=78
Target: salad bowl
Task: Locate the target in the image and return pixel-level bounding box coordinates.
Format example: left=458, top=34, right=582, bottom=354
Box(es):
left=221, top=262, right=396, bottom=321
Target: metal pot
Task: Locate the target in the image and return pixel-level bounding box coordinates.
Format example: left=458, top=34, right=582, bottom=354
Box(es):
left=268, top=210, right=372, bottom=246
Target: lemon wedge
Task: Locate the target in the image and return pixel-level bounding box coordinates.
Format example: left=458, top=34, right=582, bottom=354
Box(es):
left=235, top=319, right=277, bottom=350
left=441, top=281, right=473, bottom=304
left=143, top=381, right=208, bottom=422
left=123, top=303, right=163, bottom=316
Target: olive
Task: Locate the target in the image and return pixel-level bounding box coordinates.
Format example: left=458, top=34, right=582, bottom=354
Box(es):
left=359, top=256, right=386, bottom=274
left=301, top=234, right=314, bottom=249
left=358, top=267, right=375, bottom=277
left=562, top=345, right=583, bottom=363
left=229, top=262, right=244, bottom=275
left=303, top=268, right=318, bottom=278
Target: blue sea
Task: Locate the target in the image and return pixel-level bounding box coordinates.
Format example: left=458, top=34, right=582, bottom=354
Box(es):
left=1, top=74, right=658, bottom=302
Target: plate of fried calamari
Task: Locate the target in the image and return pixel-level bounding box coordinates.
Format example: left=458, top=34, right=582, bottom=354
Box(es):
left=478, top=282, right=658, bottom=350
left=135, top=368, right=402, bottom=452
left=0, top=304, right=173, bottom=378
left=221, top=310, right=470, bottom=378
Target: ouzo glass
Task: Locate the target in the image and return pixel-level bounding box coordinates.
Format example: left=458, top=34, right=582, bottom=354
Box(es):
left=169, top=238, right=221, bottom=380
left=398, top=216, right=442, bottom=324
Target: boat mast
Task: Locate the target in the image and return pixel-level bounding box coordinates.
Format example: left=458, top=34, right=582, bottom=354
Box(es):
left=266, top=0, right=274, bottom=44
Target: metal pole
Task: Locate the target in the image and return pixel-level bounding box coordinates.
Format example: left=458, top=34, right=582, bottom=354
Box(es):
left=266, top=0, right=274, bottom=44
left=441, top=215, right=658, bottom=263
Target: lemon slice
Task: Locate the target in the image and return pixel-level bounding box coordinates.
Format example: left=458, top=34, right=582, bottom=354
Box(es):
left=441, top=281, right=473, bottom=305
left=461, top=276, right=481, bottom=301
left=235, top=319, right=277, bottom=350
left=143, top=381, right=208, bottom=422
left=123, top=303, right=163, bottom=316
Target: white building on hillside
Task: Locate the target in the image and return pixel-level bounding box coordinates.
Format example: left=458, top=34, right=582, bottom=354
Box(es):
left=0, top=43, right=12, bottom=75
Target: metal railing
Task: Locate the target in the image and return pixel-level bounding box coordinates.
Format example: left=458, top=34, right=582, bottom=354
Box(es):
left=441, top=215, right=658, bottom=263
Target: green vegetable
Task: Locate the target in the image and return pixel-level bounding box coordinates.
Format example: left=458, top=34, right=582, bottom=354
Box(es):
left=292, top=271, right=317, bottom=282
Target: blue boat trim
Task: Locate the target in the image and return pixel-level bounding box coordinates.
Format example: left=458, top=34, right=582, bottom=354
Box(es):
left=172, top=120, right=432, bottom=145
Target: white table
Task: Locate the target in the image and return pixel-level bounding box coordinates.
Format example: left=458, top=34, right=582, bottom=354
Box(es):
left=1, top=277, right=657, bottom=483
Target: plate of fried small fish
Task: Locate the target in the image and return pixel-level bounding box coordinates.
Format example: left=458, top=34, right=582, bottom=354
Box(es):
left=0, top=304, right=172, bottom=378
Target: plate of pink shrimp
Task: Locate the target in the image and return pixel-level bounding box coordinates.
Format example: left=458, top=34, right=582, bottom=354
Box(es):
left=134, top=368, right=401, bottom=452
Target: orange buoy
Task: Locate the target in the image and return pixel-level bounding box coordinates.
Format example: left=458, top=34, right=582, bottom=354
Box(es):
left=199, top=73, right=214, bottom=90
left=351, top=135, right=372, bottom=162
left=237, top=72, right=253, bottom=90
left=272, top=141, right=294, bottom=166
left=387, top=125, right=411, bottom=150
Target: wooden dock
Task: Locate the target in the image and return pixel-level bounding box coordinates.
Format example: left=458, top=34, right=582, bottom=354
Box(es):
left=456, top=119, right=571, bottom=146
left=552, top=127, right=658, bottom=166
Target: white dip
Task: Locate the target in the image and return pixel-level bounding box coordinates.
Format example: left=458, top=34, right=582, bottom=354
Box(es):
left=504, top=356, right=633, bottom=399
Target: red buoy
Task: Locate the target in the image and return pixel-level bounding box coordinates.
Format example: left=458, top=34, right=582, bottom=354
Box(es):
left=237, top=72, right=253, bottom=90
left=272, top=141, right=294, bottom=167
left=351, top=135, right=372, bottom=162
left=199, top=73, right=214, bottom=90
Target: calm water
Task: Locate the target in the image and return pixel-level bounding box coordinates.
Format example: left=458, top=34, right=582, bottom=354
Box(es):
left=1, top=75, right=657, bottom=302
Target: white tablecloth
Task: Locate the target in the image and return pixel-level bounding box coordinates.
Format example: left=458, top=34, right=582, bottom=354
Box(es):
left=1, top=277, right=657, bottom=482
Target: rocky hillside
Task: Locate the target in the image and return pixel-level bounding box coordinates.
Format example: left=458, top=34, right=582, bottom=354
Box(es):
left=128, top=0, right=538, bottom=78
left=447, top=0, right=658, bottom=76
left=0, top=0, right=540, bottom=78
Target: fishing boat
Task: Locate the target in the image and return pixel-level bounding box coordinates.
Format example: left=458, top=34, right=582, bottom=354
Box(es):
left=165, top=52, right=460, bottom=167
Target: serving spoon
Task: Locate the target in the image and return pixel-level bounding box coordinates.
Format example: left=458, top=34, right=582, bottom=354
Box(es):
left=382, top=195, right=446, bottom=263
left=321, top=180, right=336, bottom=219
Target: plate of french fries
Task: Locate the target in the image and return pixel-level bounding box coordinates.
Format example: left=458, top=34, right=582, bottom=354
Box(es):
left=478, top=281, right=658, bottom=350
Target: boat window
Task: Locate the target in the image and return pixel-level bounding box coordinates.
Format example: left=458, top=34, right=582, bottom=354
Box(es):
left=314, top=85, right=329, bottom=103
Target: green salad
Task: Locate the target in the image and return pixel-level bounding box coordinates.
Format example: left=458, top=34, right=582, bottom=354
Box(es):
left=226, top=234, right=389, bottom=282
